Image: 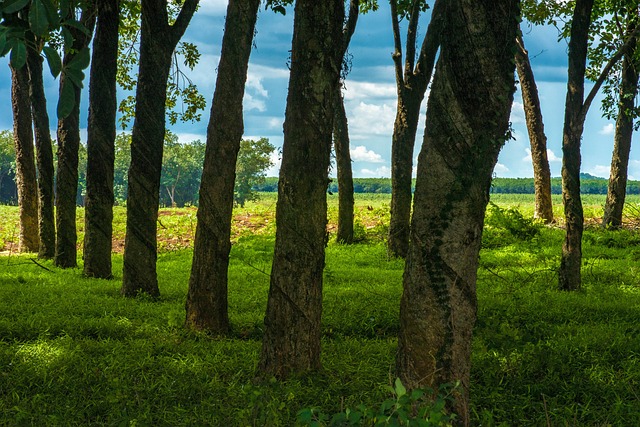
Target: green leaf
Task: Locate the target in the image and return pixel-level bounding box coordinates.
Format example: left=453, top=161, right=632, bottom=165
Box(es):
left=0, top=33, right=7, bottom=57
left=1, top=0, right=30, bottom=14
left=40, top=0, right=60, bottom=27
left=68, top=46, right=90, bottom=70
left=57, top=80, right=75, bottom=118
left=61, top=27, right=73, bottom=50
left=9, top=40, right=26, bottom=68
left=29, top=0, right=49, bottom=37
left=64, top=18, right=91, bottom=36
left=394, top=378, right=407, bottom=398
left=42, top=45, right=62, bottom=77
left=64, top=67, right=85, bottom=87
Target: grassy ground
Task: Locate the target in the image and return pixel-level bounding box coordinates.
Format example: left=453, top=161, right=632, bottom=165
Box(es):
left=0, top=193, right=639, bottom=425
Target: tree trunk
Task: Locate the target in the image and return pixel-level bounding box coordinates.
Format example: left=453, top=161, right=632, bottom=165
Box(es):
left=55, top=10, right=96, bottom=268
left=121, top=0, right=198, bottom=298
left=559, top=0, right=594, bottom=291
left=27, top=42, right=56, bottom=260
left=185, top=0, right=260, bottom=334
left=84, top=0, right=120, bottom=279
left=334, top=87, right=355, bottom=244
left=258, top=0, right=344, bottom=378
left=515, top=32, right=553, bottom=223
left=396, top=1, right=517, bottom=424
left=10, top=64, right=38, bottom=253
left=602, top=41, right=639, bottom=228
left=387, top=0, right=443, bottom=258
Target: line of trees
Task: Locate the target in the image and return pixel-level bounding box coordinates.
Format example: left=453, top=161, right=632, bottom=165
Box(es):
left=3, top=0, right=640, bottom=423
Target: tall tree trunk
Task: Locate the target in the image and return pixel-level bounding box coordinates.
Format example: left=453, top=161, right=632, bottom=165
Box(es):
left=10, top=64, right=38, bottom=253
left=334, top=87, right=355, bottom=244
left=559, top=0, right=594, bottom=291
left=121, top=0, right=198, bottom=297
left=387, top=0, right=443, bottom=258
left=84, top=0, right=120, bottom=279
left=602, top=39, right=639, bottom=228
left=515, top=32, right=553, bottom=223
left=27, top=41, right=56, bottom=259
left=396, top=1, right=518, bottom=424
left=55, top=10, right=96, bottom=268
left=258, top=0, right=344, bottom=378
left=185, top=0, right=260, bottom=334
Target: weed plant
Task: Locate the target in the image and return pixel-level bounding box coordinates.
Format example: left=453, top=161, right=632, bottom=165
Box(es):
left=0, top=194, right=639, bottom=425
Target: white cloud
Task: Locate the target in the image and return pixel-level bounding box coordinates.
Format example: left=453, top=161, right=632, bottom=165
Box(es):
left=510, top=101, right=525, bottom=124
left=350, top=145, right=384, bottom=163
left=342, top=81, right=397, bottom=102
left=588, top=165, right=610, bottom=178
left=599, top=123, right=615, bottom=135
left=265, top=149, right=282, bottom=177
left=266, top=117, right=283, bottom=130
left=246, top=72, right=269, bottom=98
left=176, top=132, right=205, bottom=144
left=244, top=93, right=266, bottom=112
left=348, top=102, right=396, bottom=138
left=494, top=163, right=510, bottom=175
left=360, top=166, right=391, bottom=178
left=522, top=148, right=561, bottom=162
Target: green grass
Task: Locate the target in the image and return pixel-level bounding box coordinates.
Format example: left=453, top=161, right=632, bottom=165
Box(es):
left=1, top=193, right=640, bottom=425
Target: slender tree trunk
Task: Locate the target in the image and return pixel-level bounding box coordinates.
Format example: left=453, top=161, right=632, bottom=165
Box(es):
left=559, top=0, right=594, bottom=291
left=602, top=41, right=639, bottom=228
left=396, top=1, right=518, bottom=424
left=10, top=64, right=38, bottom=253
left=185, top=0, right=260, bottom=334
left=121, top=0, right=198, bottom=297
left=26, top=42, right=55, bottom=259
left=334, top=87, right=355, bottom=244
left=55, top=10, right=96, bottom=268
left=387, top=0, right=443, bottom=258
left=515, top=32, right=553, bottom=223
left=258, top=0, right=344, bottom=378
left=84, top=0, right=120, bottom=279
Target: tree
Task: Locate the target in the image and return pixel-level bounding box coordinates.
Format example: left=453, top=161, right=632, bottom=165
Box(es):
left=160, top=134, right=205, bottom=207
left=0, top=131, right=16, bottom=201
left=395, top=0, right=518, bottom=424
left=515, top=31, right=554, bottom=223
left=185, top=0, right=261, bottom=334
left=10, top=64, right=38, bottom=252
left=55, top=7, right=95, bottom=268
left=387, top=0, right=443, bottom=258
left=121, top=0, right=199, bottom=298
left=84, top=0, right=120, bottom=279
left=235, top=138, right=275, bottom=208
left=602, top=12, right=639, bottom=228
left=257, top=0, right=344, bottom=378
left=333, top=0, right=365, bottom=244
left=26, top=35, right=56, bottom=259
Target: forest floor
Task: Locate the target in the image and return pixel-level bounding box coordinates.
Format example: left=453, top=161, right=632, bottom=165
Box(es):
left=0, top=193, right=639, bottom=425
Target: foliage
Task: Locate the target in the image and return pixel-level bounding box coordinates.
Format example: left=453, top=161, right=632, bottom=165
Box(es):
left=485, top=202, right=542, bottom=245
left=0, top=0, right=92, bottom=118
left=297, top=378, right=458, bottom=426
left=116, top=0, right=206, bottom=128
left=160, top=132, right=205, bottom=207
left=0, top=130, right=16, bottom=204
left=234, top=138, right=275, bottom=208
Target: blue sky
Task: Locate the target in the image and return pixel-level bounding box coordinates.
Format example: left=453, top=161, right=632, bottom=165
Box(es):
left=1, top=0, right=637, bottom=179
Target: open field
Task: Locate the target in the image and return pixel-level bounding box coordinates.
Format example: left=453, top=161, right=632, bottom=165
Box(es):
left=1, top=193, right=639, bottom=425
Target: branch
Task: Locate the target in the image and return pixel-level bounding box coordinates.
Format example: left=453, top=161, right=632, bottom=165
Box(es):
left=412, top=0, right=443, bottom=92
left=341, top=0, right=361, bottom=58
left=390, top=0, right=405, bottom=92
left=404, top=0, right=422, bottom=80
left=581, top=24, right=640, bottom=122
left=170, top=0, right=200, bottom=46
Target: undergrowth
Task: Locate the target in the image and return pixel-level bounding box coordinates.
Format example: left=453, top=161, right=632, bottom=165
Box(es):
left=0, top=194, right=639, bottom=425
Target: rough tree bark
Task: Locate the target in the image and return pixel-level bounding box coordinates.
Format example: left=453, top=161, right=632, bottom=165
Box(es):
left=55, top=9, right=96, bottom=268
left=602, top=32, right=638, bottom=228
left=388, top=0, right=443, bottom=258
left=26, top=39, right=55, bottom=259
left=515, top=32, right=553, bottom=223
left=395, top=0, right=518, bottom=424
left=258, top=0, right=344, bottom=378
left=559, top=0, right=594, bottom=291
left=334, top=0, right=360, bottom=245
left=185, top=0, right=260, bottom=334
left=10, top=64, right=38, bottom=253
left=334, top=88, right=355, bottom=244
left=121, top=0, right=199, bottom=297
left=84, top=0, right=120, bottom=279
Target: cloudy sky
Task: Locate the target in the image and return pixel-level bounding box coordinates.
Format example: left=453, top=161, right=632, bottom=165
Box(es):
left=0, top=0, right=637, bottom=179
